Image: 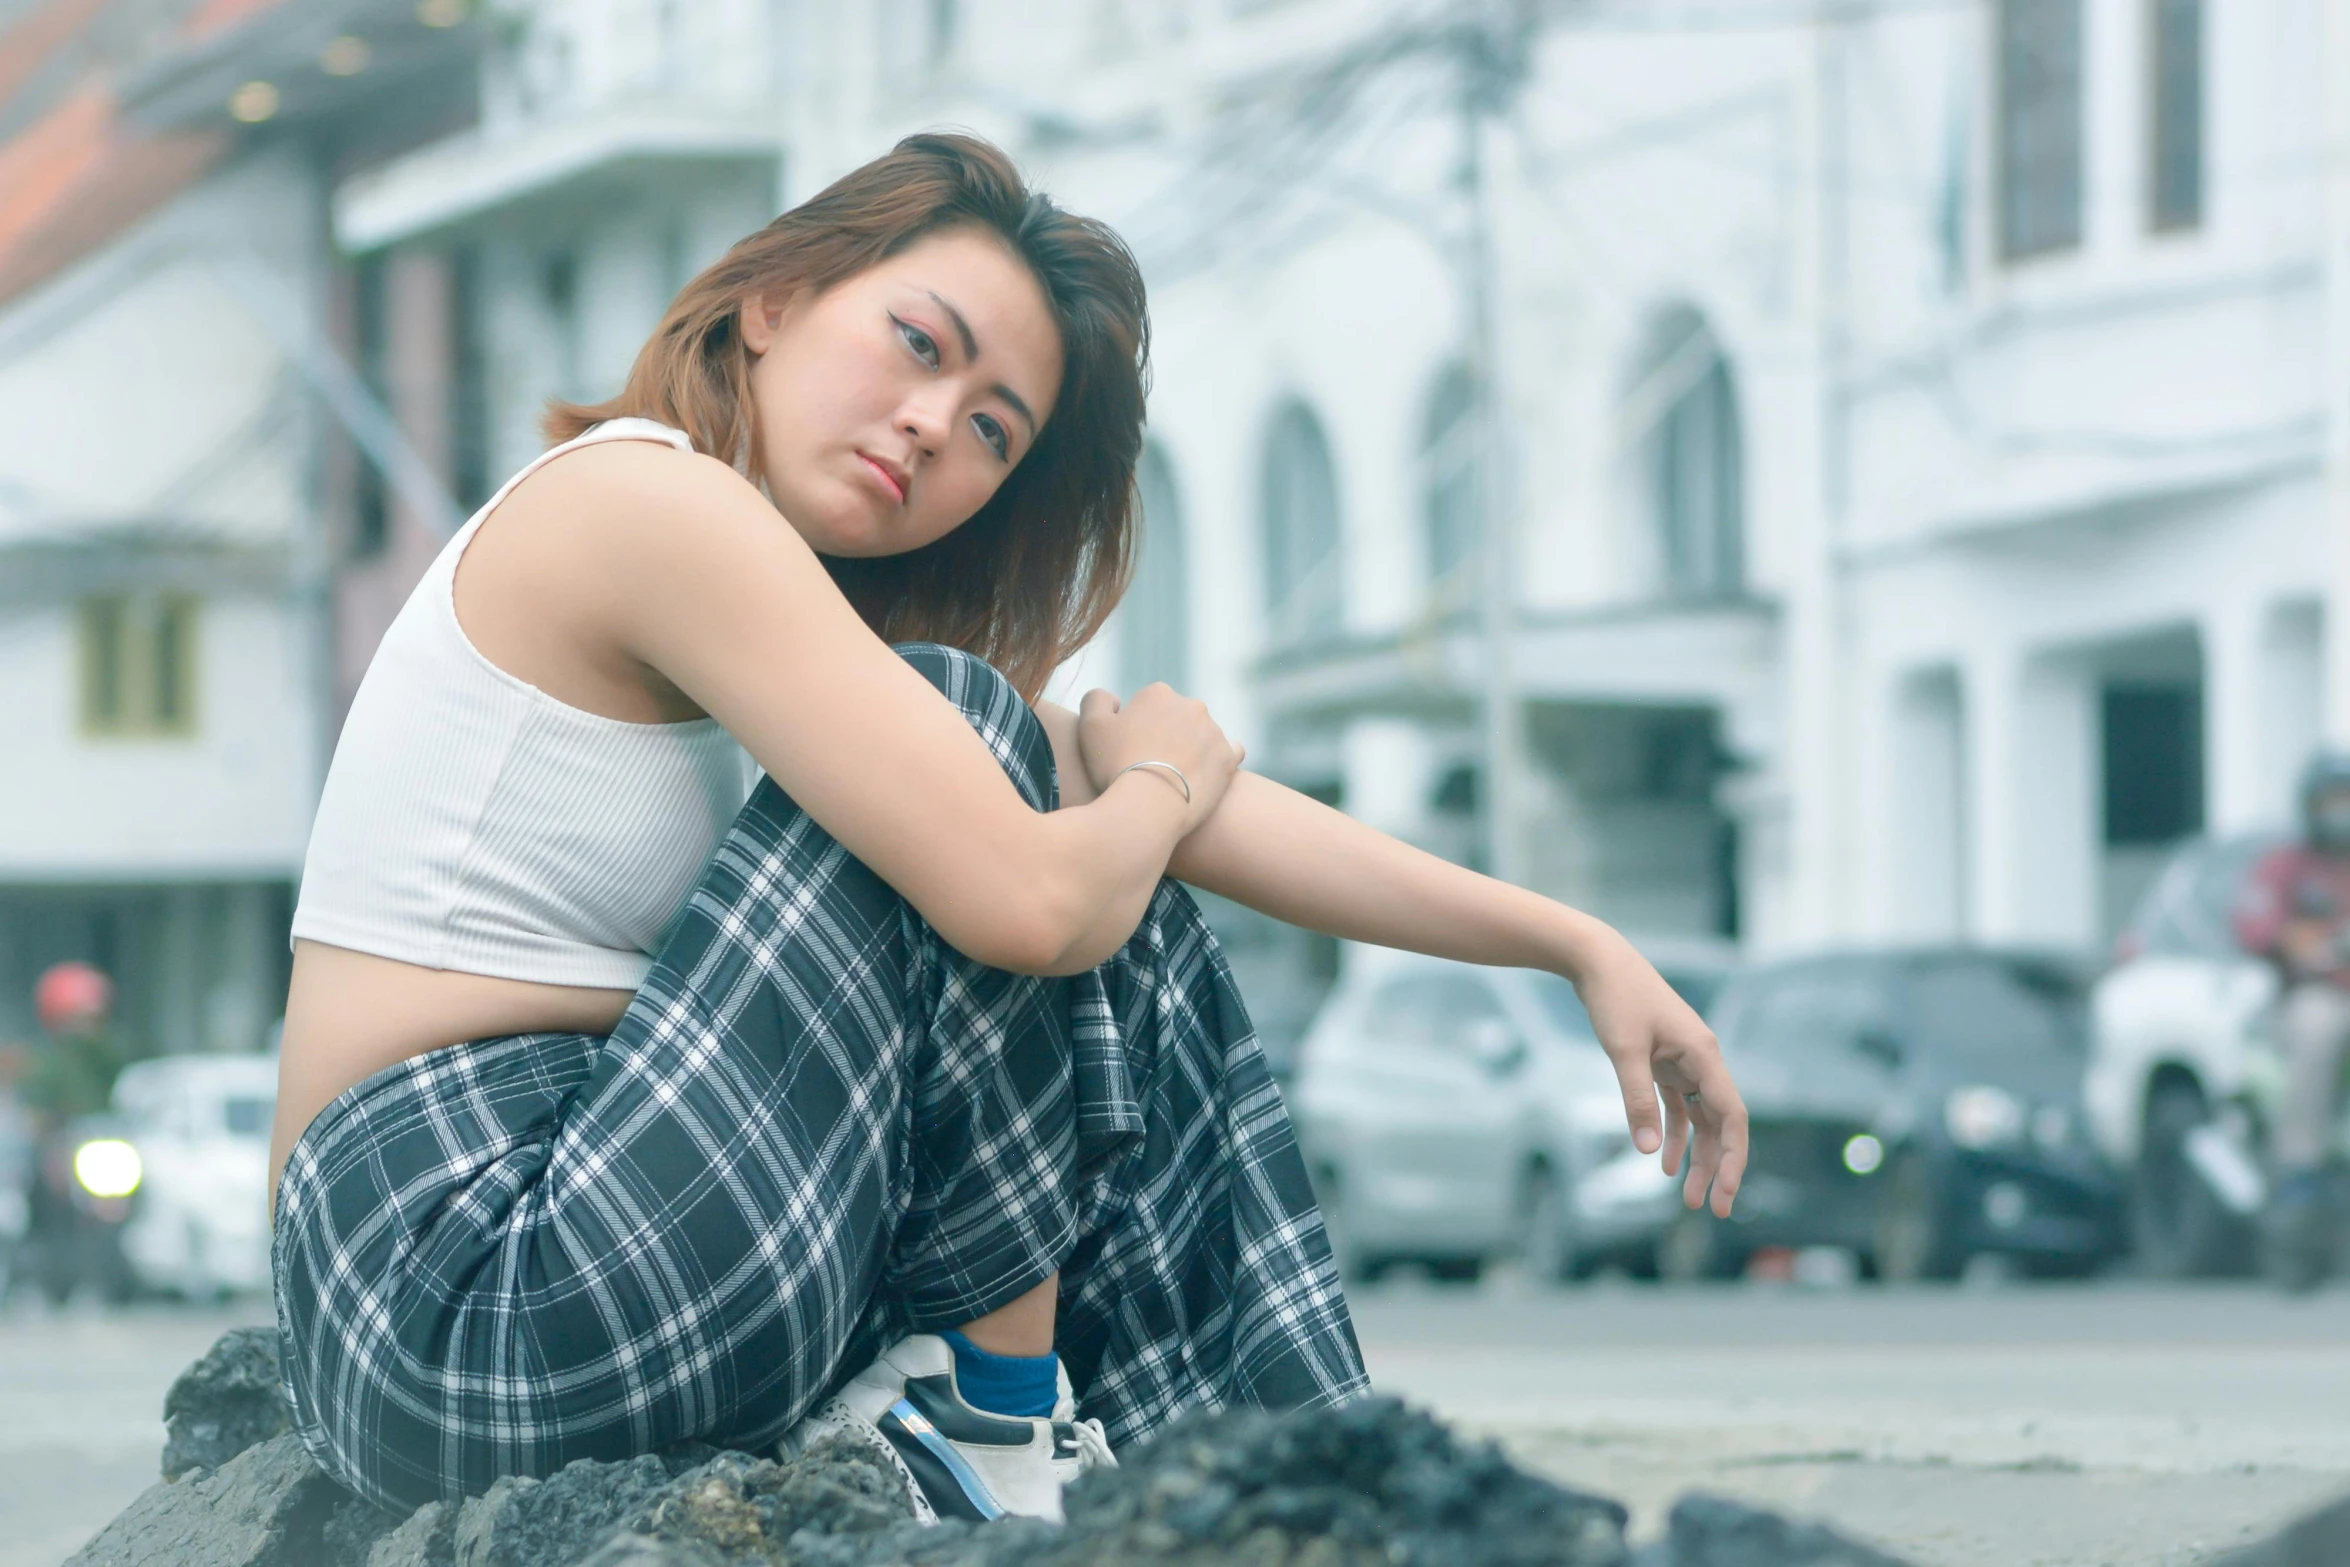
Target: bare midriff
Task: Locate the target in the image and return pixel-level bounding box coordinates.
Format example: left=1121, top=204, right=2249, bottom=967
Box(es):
left=270, top=938, right=636, bottom=1206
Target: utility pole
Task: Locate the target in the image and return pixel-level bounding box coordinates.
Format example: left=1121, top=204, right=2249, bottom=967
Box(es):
left=1458, top=0, right=1530, bottom=886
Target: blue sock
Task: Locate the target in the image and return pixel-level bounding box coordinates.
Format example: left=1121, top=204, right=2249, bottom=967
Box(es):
left=940, top=1329, right=1059, bottom=1419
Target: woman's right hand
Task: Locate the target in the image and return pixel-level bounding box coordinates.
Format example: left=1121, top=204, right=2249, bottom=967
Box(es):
left=1075, top=684, right=1244, bottom=832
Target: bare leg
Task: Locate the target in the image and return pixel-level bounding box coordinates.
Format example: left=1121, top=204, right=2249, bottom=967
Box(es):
left=954, top=1273, right=1058, bottom=1358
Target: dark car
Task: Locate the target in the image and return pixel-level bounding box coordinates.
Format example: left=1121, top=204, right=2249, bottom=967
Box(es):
left=1661, top=949, right=2126, bottom=1282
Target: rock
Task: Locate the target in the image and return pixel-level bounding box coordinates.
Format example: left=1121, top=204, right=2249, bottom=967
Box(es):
left=572, top=1536, right=731, bottom=1567
left=67, top=1432, right=340, bottom=1567
left=635, top=1451, right=779, bottom=1559
left=757, top=1434, right=916, bottom=1541
left=325, top=1493, right=409, bottom=1567
left=1632, top=1494, right=1913, bottom=1567
left=455, top=1456, right=676, bottom=1567
left=438, top=1437, right=917, bottom=1567
left=162, top=1327, right=292, bottom=1481
left=71, top=1333, right=1974, bottom=1567
left=2205, top=1490, right=2350, bottom=1567
left=1035, top=1396, right=1630, bottom=1567
left=369, top=1502, right=457, bottom=1567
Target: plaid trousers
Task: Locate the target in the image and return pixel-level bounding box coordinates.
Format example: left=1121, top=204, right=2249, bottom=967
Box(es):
left=273, top=644, right=1368, bottom=1512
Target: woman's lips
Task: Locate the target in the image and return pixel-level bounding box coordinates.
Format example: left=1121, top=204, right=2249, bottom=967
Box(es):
left=857, top=453, right=907, bottom=505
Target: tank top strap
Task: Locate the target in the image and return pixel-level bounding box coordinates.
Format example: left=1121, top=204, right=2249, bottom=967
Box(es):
left=437, top=418, right=698, bottom=571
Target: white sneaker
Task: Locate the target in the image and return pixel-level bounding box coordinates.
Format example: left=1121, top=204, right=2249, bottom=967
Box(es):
left=782, top=1334, right=1116, bottom=1524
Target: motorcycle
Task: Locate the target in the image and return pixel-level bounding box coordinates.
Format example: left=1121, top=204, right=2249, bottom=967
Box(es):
left=2171, top=1012, right=2350, bottom=1290
left=20, top=1112, right=143, bottom=1305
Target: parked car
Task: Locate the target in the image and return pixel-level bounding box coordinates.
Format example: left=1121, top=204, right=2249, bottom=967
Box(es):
left=29, top=1054, right=279, bottom=1302
left=1669, top=950, right=2125, bottom=1282
left=1288, top=942, right=1736, bottom=1282
left=2083, top=834, right=2285, bottom=1276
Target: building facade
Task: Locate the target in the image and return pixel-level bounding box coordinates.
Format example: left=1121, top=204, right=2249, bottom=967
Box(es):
left=0, top=0, right=476, bottom=1048
left=772, top=0, right=2345, bottom=984
left=4, top=0, right=2342, bottom=1058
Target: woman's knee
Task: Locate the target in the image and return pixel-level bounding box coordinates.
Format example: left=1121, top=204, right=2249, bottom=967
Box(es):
left=892, top=643, right=1057, bottom=811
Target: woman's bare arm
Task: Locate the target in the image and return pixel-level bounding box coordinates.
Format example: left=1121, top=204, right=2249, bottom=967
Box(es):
left=524, top=444, right=1237, bottom=976
left=1037, top=701, right=1747, bottom=1215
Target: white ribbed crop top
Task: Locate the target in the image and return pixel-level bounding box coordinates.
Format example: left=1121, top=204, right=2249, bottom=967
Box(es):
left=291, top=419, right=758, bottom=990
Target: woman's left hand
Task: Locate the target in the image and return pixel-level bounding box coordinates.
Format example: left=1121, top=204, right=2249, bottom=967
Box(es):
left=1574, top=932, right=1748, bottom=1217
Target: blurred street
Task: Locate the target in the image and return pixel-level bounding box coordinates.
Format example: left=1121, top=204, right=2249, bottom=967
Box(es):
left=12, top=1278, right=2350, bottom=1567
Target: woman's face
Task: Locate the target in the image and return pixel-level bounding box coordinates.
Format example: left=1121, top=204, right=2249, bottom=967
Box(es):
left=741, top=226, right=1063, bottom=558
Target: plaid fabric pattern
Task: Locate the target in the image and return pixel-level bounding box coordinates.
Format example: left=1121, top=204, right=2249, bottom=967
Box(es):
left=274, top=644, right=1367, bottom=1512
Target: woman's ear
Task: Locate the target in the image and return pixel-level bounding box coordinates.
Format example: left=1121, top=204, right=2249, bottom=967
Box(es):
left=738, top=293, right=785, bottom=355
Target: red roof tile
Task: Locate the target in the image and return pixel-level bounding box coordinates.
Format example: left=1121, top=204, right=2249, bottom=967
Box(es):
left=0, top=0, right=112, bottom=114
left=0, top=0, right=272, bottom=309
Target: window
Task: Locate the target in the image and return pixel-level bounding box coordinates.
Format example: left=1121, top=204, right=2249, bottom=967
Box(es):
left=1901, top=960, right=2085, bottom=1063
left=1996, top=0, right=2085, bottom=261
left=2148, top=0, right=2203, bottom=231
left=1121, top=444, right=1190, bottom=691
left=1724, top=967, right=1887, bottom=1067
left=79, top=595, right=199, bottom=737
left=1260, top=400, right=1343, bottom=645
left=2129, top=834, right=2282, bottom=959
left=1367, top=971, right=1506, bottom=1053
left=1634, top=311, right=1743, bottom=599
left=2102, top=683, right=2203, bottom=847
left=1420, top=361, right=1481, bottom=604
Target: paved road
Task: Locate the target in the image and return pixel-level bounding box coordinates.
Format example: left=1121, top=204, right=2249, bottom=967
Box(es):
left=1354, top=1273, right=2350, bottom=1566
left=8, top=1280, right=2346, bottom=1566
left=0, top=1296, right=273, bottom=1567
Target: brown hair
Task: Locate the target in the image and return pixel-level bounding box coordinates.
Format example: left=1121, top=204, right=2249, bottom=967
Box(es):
left=547, top=132, right=1149, bottom=700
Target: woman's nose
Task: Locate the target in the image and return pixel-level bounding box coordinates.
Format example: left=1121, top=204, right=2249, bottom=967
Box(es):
left=899, top=390, right=955, bottom=454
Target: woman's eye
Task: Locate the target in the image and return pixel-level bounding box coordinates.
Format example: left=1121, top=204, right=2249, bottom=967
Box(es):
left=973, top=413, right=1009, bottom=461
left=895, top=316, right=939, bottom=368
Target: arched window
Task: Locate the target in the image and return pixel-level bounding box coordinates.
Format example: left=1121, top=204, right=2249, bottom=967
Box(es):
left=1121, top=443, right=1190, bottom=691
left=1420, top=361, right=1481, bottom=605
left=1260, top=400, right=1343, bottom=644
left=1634, top=310, right=1744, bottom=599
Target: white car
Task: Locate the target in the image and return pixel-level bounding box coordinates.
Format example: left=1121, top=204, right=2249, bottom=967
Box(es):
left=105, top=1054, right=279, bottom=1298
left=2083, top=833, right=2283, bottom=1276
left=1288, top=945, right=1733, bottom=1282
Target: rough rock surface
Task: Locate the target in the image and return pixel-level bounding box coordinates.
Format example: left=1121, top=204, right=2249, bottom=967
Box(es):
left=367, top=1501, right=456, bottom=1567
left=1035, top=1396, right=1633, bottom=1567
left=87, top=1327, right=2350, bottom=1567
left=161, top=1326, right=293, bottom=1481
left=67, top=1432, right=340, bottom=1567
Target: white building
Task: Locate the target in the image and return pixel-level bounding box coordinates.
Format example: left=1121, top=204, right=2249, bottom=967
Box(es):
left=13, top=0, right=2340, bottom=1053
left=0, top=0, right=478, bottom=1049
left=777, top=0, right=2339, bottom=972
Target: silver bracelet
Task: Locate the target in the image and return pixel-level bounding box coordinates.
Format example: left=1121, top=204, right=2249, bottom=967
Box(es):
left=1115, top=759, right=1192, bottom=804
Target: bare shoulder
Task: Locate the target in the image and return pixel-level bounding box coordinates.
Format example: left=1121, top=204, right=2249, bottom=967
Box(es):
left=485, top=436, right=808, bottom=587
left=515, top=438, right=761, bottom=532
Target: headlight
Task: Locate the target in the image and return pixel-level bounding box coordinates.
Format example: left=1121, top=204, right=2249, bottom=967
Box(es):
left=1944, top=1086, right=2026, bottom=1150
left=73, top=1138, right=143, bottom=1198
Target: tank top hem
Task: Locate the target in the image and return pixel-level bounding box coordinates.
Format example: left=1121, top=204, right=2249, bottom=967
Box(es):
left=288, top=915, right=656, bottom=993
